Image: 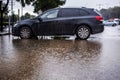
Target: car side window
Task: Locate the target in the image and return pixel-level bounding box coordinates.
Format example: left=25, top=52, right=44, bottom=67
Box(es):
left=59, top=9, right=80, bottom=17
left=58, top=9, right=90, bottom=17
left=41, top=10, right=59, bottom=19
left=79, top=9, right=89, bottom=16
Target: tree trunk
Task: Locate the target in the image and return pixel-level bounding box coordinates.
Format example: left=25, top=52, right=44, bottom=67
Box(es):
left=0, top=1, right=3, bottom=32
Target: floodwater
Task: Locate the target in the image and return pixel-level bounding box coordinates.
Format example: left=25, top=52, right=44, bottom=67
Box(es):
left=0, top=26, right=120, bottom=80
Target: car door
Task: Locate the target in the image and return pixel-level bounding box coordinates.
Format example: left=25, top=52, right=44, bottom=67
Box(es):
left=38, top=9, right=59, bottom=35
left=57, top=8, right=80, bottom=35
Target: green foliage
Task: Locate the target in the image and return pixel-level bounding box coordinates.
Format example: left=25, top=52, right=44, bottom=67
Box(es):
left=0, top=14, right=18, bottom=26
left=1, top=12, right=35, bottom=26
left=16, top=0, right=34, bottom=7
left=16, top=0, right=65, bottom=13
left=21, top=12, right=36, bottom=20
left=100, top=6, right=120, bottom=20
left=32, top=0, right=65, bottom=12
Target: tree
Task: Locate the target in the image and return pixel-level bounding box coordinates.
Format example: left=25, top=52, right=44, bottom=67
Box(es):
left=0, top=0, right=9, bottom=32
left=0, top=3, right=9, bottom=15
left=0, top=3, right=9, bottom=18
left=32, top=0, right=65, bottom=12
left=16, top=0, right=65, bottom=13
left=100, top=6, right=120, bottom=20
left=21, top=12, right=36, bottom=20
left=16, top=0, right=34, bottom=7
left=100, top=9, right=110, bottom=20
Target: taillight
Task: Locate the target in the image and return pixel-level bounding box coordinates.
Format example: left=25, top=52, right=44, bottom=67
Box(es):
left=96, top=16, right=103, bottom=21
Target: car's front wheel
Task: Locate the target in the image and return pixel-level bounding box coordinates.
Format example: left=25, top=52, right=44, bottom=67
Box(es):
left=76, top=25, right=91, bottom=40
left=20, top=26, right=32, bottom=39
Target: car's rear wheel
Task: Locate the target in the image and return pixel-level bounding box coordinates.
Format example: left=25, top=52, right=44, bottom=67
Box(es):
left=76, top=25, right=91, bottom=40
left=20, top=27, right=32, bottom=39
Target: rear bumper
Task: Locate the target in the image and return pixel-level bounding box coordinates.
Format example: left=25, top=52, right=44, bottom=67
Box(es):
left=92, top=24, right=104, bottom=34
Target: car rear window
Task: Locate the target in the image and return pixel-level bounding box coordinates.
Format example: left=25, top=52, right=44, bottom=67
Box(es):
left=79, top=9, right=90, bottom=16
left=83, top=8, right=102, bottom=16
left=58, top=8, right=90, bottom=17
left=93, top=9, right=102, bottom=16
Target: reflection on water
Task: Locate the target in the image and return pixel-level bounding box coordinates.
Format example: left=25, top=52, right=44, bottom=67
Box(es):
left=12, top=39, right=102, bottom=62
left=1, top=27, right=120, bottom=80
left=0, top=36, right=102, bottom=80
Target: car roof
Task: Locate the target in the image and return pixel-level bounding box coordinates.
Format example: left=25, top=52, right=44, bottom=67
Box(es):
left=43, top=6, right=94, bottom=12
left=58, top=7, right=94, bottom=10
left=41, top=7, right=95, bottom=16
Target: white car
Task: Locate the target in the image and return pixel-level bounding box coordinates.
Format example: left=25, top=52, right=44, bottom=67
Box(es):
left=103, top=20, right=118, bottom=26
left=114, top=19, right=120, bottom=25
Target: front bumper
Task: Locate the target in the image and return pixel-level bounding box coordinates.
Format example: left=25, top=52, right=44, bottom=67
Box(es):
left=12, top=27, right=20, bottom=36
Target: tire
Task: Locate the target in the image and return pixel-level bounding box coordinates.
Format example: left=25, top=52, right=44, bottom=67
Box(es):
left=20, top=26, right=32, bottom=39
left=76, top=25, right=91, bottom=40
left=112, top=24, right=116, bottom=27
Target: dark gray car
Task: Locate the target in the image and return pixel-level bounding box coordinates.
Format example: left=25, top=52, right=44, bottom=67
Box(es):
left=12, top=7, right=104, bottom=40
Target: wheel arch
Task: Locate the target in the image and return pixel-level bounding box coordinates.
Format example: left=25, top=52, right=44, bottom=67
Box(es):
left=18, top=24, right=34, bottom=36
left=74, top=23, right=92, bottom=34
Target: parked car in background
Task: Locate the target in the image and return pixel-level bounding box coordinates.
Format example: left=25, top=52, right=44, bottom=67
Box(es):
left=103, top=20, right=119, bottom=26
left=12, top=7, right=104, bottom=40
left=114, top=19, right=120, bottom=25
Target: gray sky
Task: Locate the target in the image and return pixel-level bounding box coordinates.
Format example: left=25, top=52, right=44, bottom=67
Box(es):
left=7, top=0, right=120, bottom=16
left=64, top=0, right=119, bottom=9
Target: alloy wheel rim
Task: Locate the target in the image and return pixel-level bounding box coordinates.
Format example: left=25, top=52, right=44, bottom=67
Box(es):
left=78, top=26, right=89, bottom=39
left=20, top=27, right=31, bottom=38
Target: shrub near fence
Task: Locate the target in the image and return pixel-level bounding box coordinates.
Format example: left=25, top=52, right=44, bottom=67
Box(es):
left=2, top=22, right=14, bottom=26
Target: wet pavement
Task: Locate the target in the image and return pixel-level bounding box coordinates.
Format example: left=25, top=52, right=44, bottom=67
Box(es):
left=0, top=26, right=120, bottom=80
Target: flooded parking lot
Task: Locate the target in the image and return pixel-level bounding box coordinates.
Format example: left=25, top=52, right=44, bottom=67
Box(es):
left=0, top=26, right=120, bottom=80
